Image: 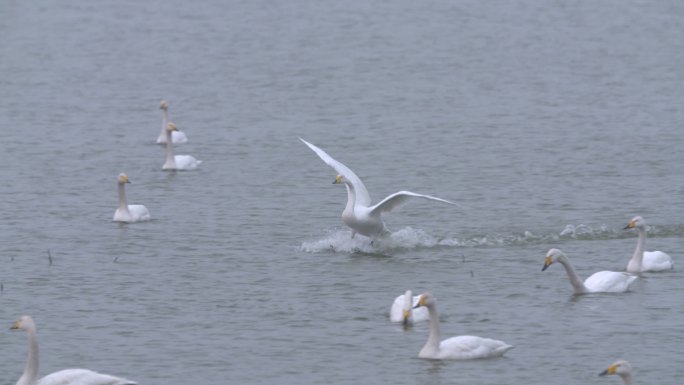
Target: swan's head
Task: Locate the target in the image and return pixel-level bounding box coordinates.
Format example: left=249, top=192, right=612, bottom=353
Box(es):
left=624, top=216, right=645, bottom=230
left=117, top=173, right=130, bottom=184
left=542, top=248, right=564, bottom=271
left=160, top=100, right=168, bottom=110
left=332, top=175, right=346, bottom=184
left=10, top=315, right=35, bottom=332
left=402, top=290, right=413, bottom=325
left=599, top=360, right=632, bottom=378
left=413, top=292, right=435, bottom=309
left=166, top=122, right=178, bottom=132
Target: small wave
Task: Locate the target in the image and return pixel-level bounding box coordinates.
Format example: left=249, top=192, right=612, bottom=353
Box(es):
left=300, top=224, right=684, bottom=254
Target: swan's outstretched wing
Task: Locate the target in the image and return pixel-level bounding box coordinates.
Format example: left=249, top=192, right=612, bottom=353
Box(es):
left=300, top=138, right=372, bottom=207
left=39, top=368, right=136, bottom=385
left=369, top=191, right=454, bottom=216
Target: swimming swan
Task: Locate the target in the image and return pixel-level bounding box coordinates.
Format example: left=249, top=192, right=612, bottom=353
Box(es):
left=300, top=138, right=454, bottom=241
left=112, top=173, right=151, bottom=223
left=599, top=360, right=634, bottom=385
left=11, top=315, right=137, bottom=385
left=542, top=248, right=637, bottom=294
left=413, top=292, right=512, bottom=360
left=156, top=100, right=188, bottom=144
left=390, top=290, right=429, bottom=325
left=624, top=216, right=673, bottom=273
left=162, top=123, right=201, bottom=170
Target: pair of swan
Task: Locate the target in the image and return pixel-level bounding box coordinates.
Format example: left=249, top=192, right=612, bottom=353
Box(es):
left=542, top=248, right=638, bottom=294
left=624, top=216, right=673, bottom=273
left=600, top=360, right=634, bottom=385
left=410, top=292, right=513, bottom=360
left=300, top=138, right=454, bottom=242
left=113, top=173, right=151, bottom=223
left=11, top=316, right=136, bottom=385
left=389, top=290, right=429, bottom=325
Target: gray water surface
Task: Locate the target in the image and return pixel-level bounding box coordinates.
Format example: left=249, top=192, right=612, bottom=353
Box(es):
left=1, top=1, right=683, bottom=384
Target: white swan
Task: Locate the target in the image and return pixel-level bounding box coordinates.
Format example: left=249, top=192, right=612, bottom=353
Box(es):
left=162, top=122, right=201, bottom=170
left=11, top=315, right=137, bottom=385
left=156, top=100, right=188, bottom=144
left=390, top=290, right=429, bottom=325
left=112, top=173, right=151, bottom=223
left=542, top=248, right=637, bottom=294
left=599, top=360, right=634, bottom=385
left=300, top=138, right=454, bottom=241
left=624, top=216, right=673, bottom=273
left=412, top=292, right=513, bottom=360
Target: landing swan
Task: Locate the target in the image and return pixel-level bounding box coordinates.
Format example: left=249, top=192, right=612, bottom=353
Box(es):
left=413, top=292, right=512, bottom=360
left=624, top=216, right=673, bottom=272
left=112, top=173, right=150, bottom=223
left=11, top=315, right=137, bottom=385
left=156, top=100, right=188, bottom=144
left=390, top=290, right=429, bottom=325
left=599, top=360, right=634, bottom=385
left=542, top=248, right=637, bottom=294
left=300, top=138, right=454, bottom=241
left=162, top=122, right=201, bottom=170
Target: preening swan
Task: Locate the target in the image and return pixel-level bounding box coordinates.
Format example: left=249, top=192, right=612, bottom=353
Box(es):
left=300, top=138, right=454, bottom=241
left=542, top=248, right=637, bottom=294
left=599, top=360, right=634, bottom=385
left=156, top=100, right=188, bottom=144
left=390, top=290, right=429, bottom=325
left=112, top=173, right=151, bottom=223
left=11, top=315, right=137, bottom=385
left=412, top=292, right=512, bottom=360
left=624, top=216, right=673, bottom=273
left=162, top=122, right=201, bottom=170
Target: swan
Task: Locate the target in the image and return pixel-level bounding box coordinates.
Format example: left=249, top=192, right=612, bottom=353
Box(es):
left=11, top=315, right=137, bottom=385
left=112, top=173, right=151, bottom=223
left=542, top=248, right=637, bottom=294
left=624, top=216, right=673, bottom=273
left=390, top=290, right=429, bottom=325
left=599, top=360, right=634, bottom=385
left=156, top=100, right=188, bottom=144
left=300, top=138, right=454, bottom=241
left=412, top=292, right=513, bottom=360
left=162, top=122, right=201, bottom=170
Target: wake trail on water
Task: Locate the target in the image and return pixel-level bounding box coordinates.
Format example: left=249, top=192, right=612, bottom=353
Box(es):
left=300, top=223, right=684, bottom=254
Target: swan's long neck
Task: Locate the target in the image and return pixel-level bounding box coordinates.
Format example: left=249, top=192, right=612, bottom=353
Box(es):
left=557, top=255, right=588, bottom=294
left=18, top=328, right=40, bottom=385
left=628, top=228, right=646, bottom=272
left=619, top=373, right=633, bottom=385
left=118, top=182, right=130, bottom=214
left=343, top=181, right=356, bottom=214
left=164, top=130, right=176, bottom=168
left=160, top=109, right=169, bottom=136
left=422, top=303, right=442, bottom=355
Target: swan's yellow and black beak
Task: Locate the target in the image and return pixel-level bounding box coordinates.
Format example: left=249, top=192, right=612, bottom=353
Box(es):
left=402, top=309, right=410, bottom=326
left=542, top=255, right=552, bottom=271
left=413, top=295, right=426, bottom=309
left=624, top=220, right=635, bottom=230
left=10, top=320, right=20, bottom=330
left=599, top=363, right=617, bottom=376
left=332, top=175, right=343, bottom=184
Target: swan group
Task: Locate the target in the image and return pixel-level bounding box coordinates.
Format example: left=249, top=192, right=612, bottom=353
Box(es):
left=300, top=138, right=454, bottom=241
left=389, top=290, right=429, bottom=325
left=412, top=292, right=513, bottom=360
left=11, top=315, right=136, bottom=385
left=542, top=248, right=637, bottom=294
left=624, top=216, right=673, bottom=272
left=112, top=173, right=151, bottom=223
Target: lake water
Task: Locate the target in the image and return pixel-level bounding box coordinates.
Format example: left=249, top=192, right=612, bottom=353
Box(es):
left=1, top=0, right=683, bottom=384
